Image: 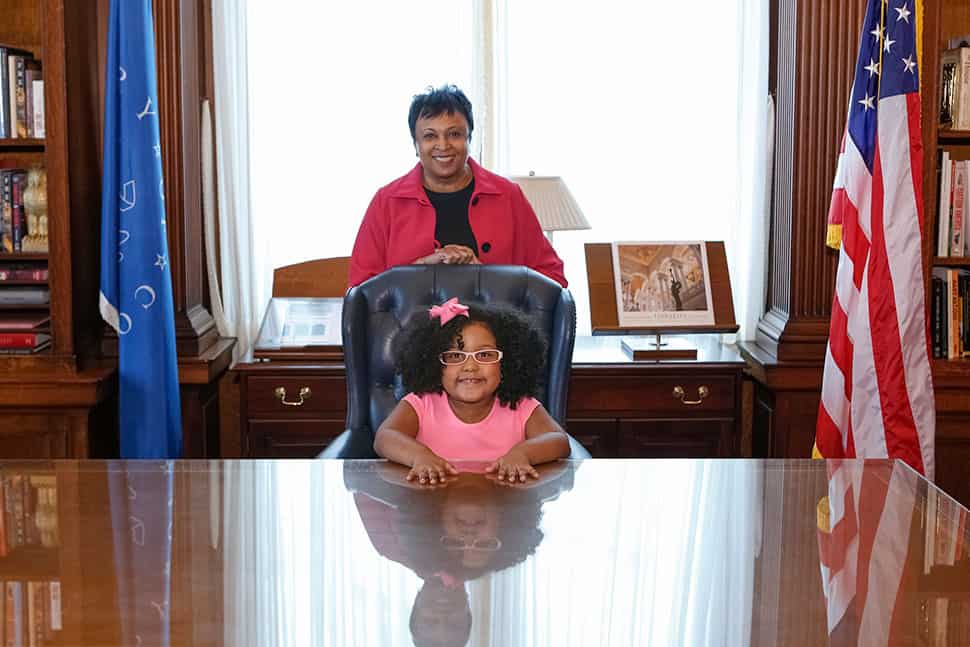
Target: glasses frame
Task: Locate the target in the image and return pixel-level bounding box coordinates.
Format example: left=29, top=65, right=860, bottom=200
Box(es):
left=440, top=535, right=503, bottom=551
left=438, top=349, right=504, bottom=366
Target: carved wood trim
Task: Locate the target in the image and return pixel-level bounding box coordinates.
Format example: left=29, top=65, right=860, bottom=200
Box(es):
left=756, top=0, right=865, bottom=362
left=153, top=0, right=215, bottom=355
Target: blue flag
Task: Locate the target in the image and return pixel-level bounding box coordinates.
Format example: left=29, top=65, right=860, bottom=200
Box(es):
left=99, top=0, right=182, bottom=458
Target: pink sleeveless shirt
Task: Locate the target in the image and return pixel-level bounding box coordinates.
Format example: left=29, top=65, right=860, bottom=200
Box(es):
left=403, top=392, right=540, bottom=462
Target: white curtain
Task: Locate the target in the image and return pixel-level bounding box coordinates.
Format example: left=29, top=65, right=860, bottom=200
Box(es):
left=483, top=0, right=772, bottom=338
left=210, top=0, right=258, bottom=358
left=212, top=0, right=772, bottom=349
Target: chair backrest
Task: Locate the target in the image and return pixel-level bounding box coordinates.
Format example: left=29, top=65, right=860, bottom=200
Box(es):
left=272, top=257, right=351, bottom=298
left=342, top=265, right=576, bottom=453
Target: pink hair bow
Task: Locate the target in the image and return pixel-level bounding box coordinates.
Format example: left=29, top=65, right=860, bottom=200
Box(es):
left=429, top=297, right=469, bottom=326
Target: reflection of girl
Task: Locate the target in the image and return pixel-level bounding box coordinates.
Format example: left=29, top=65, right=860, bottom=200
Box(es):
left=344, top=463, right=575, bottom=647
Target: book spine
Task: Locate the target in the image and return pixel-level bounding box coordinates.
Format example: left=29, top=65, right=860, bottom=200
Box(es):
left=6, top=56, right=16, bottom=139
left=0, top=269, right=48, bottom=281
left=11, top=172, right=24, bottom=252
left=1, top=171, right=12, bottom=253
left=950, top=269, right=961, bottom=359
left=23, top=68, right=33, bottom=139
left=7, top=581, right=23, bottom=647
left=14, top=56, right=26, bottom=139
left=5, top=582, right=16, bottom=647
left=0, top=48, right=7, bottom=138
left=31, top=80, right=43, bottom=139
left=0, top=334, right=38, bottom=349
left=953, top=162, right=967, bottom=255
left=47, top=582, right=61, bottom=632
left=939, top=152, right=952, bottom=256
left=26, top=581, right=37, bottom=647
left=960, top=50, right=970, bottom=130
left=957, top=271, right=970, bottom=357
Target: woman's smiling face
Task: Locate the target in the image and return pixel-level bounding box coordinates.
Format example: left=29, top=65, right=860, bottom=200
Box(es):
left=414, top=110, right=471, bottom=188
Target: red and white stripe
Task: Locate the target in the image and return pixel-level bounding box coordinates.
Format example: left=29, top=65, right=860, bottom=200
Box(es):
left=817, top=93, right=935, bottom=479
left=817, top=461, right=919, bottom=645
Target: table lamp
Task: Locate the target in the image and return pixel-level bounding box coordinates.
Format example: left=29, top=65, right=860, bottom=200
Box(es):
left=509, top=172, right=590, bottom=243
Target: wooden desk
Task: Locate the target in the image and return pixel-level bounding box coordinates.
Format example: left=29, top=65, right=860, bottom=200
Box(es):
left=232, top=335, right=746, bottom=458
left=15, top=458, right=970, bottom=645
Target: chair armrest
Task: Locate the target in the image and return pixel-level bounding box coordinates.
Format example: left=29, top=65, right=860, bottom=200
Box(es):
left=318, top=428, right=379, bottom=459
left=567, top=433, right=591, bottom=459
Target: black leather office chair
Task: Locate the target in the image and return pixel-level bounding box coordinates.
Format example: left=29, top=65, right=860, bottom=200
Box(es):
left=320, top=264, right=591, bottom=458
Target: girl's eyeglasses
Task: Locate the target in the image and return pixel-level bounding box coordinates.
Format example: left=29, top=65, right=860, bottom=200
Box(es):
left=438, top=349, right=503, bottom=365
left=440, top=535, right=503, bottom=551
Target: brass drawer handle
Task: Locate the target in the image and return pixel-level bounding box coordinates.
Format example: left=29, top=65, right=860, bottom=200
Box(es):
left=275, top=386, right=311, bottom=407
left=673, top=385, right=709, bottom=406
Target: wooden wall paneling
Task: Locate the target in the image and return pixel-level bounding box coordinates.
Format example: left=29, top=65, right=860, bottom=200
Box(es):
left=153, top=0, right=218, bottom=357
left=0, top=0, right=42, bottom=52
left=41, top=0, right=75, bottom=360
left=756, top=0, right=863, bottom=362
left=150, top=0, right=234, bottom=454
left=63, top=0, right=108, bottom=365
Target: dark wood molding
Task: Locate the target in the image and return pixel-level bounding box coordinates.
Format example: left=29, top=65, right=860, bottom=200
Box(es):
left=153, top=0, right=216, bottom=356
left=177, top=337, right=234, bottom=385
left=0, top=367, right=116, bottom=407
left=755, top=0, right=865, bottom=363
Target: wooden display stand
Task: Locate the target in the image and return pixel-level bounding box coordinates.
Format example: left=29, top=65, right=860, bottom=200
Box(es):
left=584, top=242, right=739, bottom=359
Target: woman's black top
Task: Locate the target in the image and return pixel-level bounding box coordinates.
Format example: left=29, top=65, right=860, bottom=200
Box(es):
left=425, top=180, right=478, bottom=256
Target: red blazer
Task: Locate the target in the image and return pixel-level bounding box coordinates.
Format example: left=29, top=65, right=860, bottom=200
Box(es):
left=348, top=158, right=567, bottom=287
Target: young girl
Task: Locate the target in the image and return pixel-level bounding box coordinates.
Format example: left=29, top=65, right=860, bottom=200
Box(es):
left=374, top=298, right=570, bottom=485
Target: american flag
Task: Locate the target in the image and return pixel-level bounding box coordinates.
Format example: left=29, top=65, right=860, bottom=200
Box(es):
left=816, top=460, right=919, bottom=645
left=816, top=0, right=935, bottom=478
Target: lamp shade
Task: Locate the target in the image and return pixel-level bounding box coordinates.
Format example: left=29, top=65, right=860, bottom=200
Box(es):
left=508, top=175, right=590, bottom=232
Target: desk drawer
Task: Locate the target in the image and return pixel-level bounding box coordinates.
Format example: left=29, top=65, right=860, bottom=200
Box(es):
left=568, top=375, right=737, bottom=416
left=247, top=376, right=346, bottom=415
left=248, top=420, right=345, bottom=458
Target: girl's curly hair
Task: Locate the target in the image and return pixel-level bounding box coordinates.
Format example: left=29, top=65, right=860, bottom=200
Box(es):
left=395, top=303, right=547, bottom=408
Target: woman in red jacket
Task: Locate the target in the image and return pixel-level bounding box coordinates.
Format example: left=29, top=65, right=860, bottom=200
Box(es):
left=348, top=85, right=567, bottom=288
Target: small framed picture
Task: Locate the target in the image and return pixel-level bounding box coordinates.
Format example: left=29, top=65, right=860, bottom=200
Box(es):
left=610, top=241, right=716, bottom=328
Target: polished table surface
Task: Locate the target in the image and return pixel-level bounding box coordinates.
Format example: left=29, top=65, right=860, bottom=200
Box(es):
left=9, top=458, right=969, bottom=646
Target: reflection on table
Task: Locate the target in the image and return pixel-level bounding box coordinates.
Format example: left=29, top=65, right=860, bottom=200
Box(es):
left=4, top=459, right=968, bottom=646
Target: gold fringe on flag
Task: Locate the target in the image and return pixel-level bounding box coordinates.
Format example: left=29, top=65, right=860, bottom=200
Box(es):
left=817, top=495, right=831, bottom=532
left=916, top=0, right=923, bottom=93
left=826, top=224, right=843, bottom=250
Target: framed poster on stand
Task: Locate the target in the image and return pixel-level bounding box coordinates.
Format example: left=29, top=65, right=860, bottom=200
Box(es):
left=584, top=241, right=738, bottom=360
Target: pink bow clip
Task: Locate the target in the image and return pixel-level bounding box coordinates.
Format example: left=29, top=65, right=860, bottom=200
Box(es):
left=429, top=297, right=469, bottom=326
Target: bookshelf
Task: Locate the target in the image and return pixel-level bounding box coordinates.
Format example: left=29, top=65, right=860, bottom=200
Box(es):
left=918, top=0, right=970, bottom=513
left=924, top=4, right=970, bottom=362
left=0, top=463, right=78, bottom=644
left=0, top=1, right=115, bottom=457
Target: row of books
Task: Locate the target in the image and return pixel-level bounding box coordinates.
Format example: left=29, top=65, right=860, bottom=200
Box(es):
left=931, top=268, right=970, bottom=360
left=922, top=487, right=968, bottom=646
left=0, top=48, right=44, bottom=140
left=0, top=474, right=58, bottom=555
left=0, top=581, right=62, bottom=647
left=0, top=315, right=49, bottom=353
left=1, top=169, right=36, bottom=254
left=936, top=154, right=970, bottom=257
left=940, top=37, right=970, bottom=131
left=0, top=265, right=46, bottom=283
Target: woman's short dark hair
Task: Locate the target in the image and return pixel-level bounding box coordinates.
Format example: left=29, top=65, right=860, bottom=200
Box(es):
left=395, top=304, right=546, bottom=409
left=408, top=85, right=474, bottom=142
